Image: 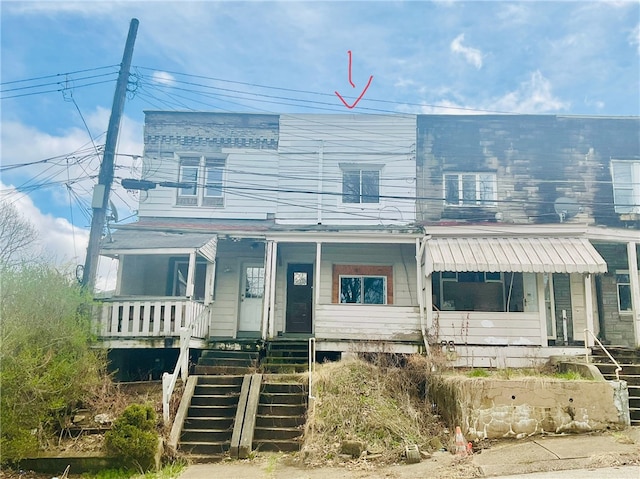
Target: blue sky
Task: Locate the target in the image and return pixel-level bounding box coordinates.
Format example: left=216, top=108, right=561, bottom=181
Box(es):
left=1, top=0, right=639, bottom=285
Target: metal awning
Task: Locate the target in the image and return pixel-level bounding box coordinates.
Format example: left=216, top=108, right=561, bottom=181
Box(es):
left=100, top=230, right=217, bottom=262
left=425, top=237, right=607, bottom=274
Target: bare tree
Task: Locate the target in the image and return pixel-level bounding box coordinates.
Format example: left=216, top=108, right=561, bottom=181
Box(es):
left=0, top=200, right=39, bottom=267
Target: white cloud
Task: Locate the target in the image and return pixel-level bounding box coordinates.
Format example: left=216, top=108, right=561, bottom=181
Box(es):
left=1, top=183, right=118, bottom=292
left=491, top=71, right=569, bottom=113
left=450, top=33, right=483, bottom=69
left=151, top=71, right=176, bottom=86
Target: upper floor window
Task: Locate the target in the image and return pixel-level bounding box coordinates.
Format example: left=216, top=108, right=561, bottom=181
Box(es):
left=611, top=160, right=640, bottom=214
left=342, top=168, right=380, bottom=204
left=444, top=173, right=496, bottom=206
left=177, top=155, right=226, bottom=207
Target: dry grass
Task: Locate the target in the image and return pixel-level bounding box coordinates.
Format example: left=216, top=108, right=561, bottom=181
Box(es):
left=300, top=354, right=448, bottom=466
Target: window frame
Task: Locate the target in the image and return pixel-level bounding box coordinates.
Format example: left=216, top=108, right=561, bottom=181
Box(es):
left=616, top=270, right=633, bottom=314
left=443, top=172, right=497, bottom=206
left=611, top=160, right=640, bottom=214
left=176, top=154, right=226, bottom=208
left=340, top=165, right=381, bottom=205
left=339, top=274, right=387, bottom=304
left=332, top=265, right=393, bottom=305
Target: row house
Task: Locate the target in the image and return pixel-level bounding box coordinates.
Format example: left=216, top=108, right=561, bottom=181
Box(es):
left=95, top=112, right=639, bottom=377
left=417, top=115, right=640, bottom=366
left=98, top=112, right=422, bottom=378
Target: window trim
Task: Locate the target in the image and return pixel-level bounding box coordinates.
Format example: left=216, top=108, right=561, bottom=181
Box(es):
left=340, top=164, right=382, bottom=205
left=176, top=154, right=226, bottom=208
left=611, top=160, right=640, bottom=214
left=332, top=265, right=393, bottom=304
left=616, top=270, right=633, bottom=314
left=443, top=172, right=497, bottom=207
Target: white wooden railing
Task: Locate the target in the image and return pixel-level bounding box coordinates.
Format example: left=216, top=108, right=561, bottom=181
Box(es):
left=584, top=329, right=622, bottom=381
left=97, top=298, right=208, bottom=339
left=162, top=304, right=211, bottom=424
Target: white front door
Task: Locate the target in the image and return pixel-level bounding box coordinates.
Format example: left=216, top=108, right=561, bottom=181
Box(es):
left=238, top=264, right=265, bottom=332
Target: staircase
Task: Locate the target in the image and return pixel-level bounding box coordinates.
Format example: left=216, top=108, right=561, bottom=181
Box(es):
left=261, top=340, right=309, bottom=373
left=253, top=380, right=308, bottom=452
left=194, top=349, right=259, bottom=375
left=590, top=345, right=640, bottom=426
left=177, top=375, right=243, bottom=461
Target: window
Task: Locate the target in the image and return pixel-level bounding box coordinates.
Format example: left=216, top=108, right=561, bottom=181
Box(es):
left=444, top=173, right=496, bottom=206
left=340, top=276, right=386, bottom=304
left=611, top=160, right=640, bottom=214
left=434, top=271, right=512, bottom=312
left=177, top=155, right=226, bottom=207
left=332, top=265, right=393, bottom=304
left=342, top=169, right=380, bottom=204
left=617, top=272, right=633, bottom=313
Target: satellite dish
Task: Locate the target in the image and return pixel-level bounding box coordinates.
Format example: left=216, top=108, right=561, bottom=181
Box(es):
left=554, top=197, right=580, bottom=222
left=108, top=201, right=119, bottom=223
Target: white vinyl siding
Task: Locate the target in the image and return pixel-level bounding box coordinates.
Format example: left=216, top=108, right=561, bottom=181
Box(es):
left=277, top=114, right=416, bottom=225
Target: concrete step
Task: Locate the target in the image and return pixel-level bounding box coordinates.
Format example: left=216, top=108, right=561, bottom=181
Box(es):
left=179, top=441, right=230, bottom=456
left=200, top=350, right=259, bottom=360
left=198, top=357, right=258, bottom=367
left=260, top=392, right=307, bottom=405
left=187, top=405, right=237, bottom=418
left=191, top=394, right=241, bottom=406
left=262, top=383, right=307, bottom=394
left=260, top=363, right=308, bottom=373
left=255, top=414, right=306, bottom=428
left=253, top=426, right=303, bottom=441
left=181, top=428, right=233, bottom=443
left=252, top=439, right=303, bottom=453
left=184, top=417, right=234, bottom=430
left=197, top=375, right=244, bottom=385
left=195, top=365, right=256, bottom=375
left=194, top=384, right=243, bottom=395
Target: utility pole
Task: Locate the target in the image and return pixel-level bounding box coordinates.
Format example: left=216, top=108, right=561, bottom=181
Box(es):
left=81, top=18, right=139, bottom=291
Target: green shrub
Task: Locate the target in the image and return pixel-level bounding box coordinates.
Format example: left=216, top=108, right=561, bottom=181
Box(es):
left=467, top=368, right=490, bottom=378
left=105, top=404, right=159, bottom=471
left=0, top=263, right=106, bottom=463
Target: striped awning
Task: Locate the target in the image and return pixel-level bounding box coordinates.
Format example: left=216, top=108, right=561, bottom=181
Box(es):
left=425, top=237, right=607, bottom=274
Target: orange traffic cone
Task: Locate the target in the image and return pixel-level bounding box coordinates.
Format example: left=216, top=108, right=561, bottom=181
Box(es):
left=454, top=426, right=467, bottom=456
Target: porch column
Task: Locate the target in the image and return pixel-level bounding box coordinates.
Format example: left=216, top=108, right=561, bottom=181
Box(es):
left=262, top=241, right=274, bottom=340
left=584, top=274, right=595, bottom=347
left=537, top=273, right=548, bottom=346
left=628, top=242, right=640, bottom=347
left=268, top=241, right=278, bottom=339
left=416, top=238, right=429, bottom=352
left=185, top=251, right=196, bottom=298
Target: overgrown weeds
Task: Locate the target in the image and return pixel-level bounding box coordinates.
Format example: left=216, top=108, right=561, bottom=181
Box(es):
left=301, top=354, right=447, bottom=465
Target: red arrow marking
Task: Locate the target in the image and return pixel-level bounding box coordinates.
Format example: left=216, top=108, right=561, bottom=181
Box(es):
left=335, top=50, right=373, bottom=110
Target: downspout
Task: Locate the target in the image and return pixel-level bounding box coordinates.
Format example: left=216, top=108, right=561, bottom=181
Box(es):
left=416, top=237, right=429, bottom=353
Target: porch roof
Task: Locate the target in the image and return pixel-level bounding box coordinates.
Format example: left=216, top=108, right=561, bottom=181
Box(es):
left=424, top=237, right=607, bottom=274
left=100, top=230, right=217, bottom=262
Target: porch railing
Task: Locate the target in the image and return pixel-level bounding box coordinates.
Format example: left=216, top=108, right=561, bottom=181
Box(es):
left=97, top=298, right=208, bottom=339
left=162, top=304, right=211, bottom=424
left=584, top=329, right=622, bottom=382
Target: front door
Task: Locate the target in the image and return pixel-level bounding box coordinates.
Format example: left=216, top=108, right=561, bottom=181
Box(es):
left=286, top=263, right=313, bottom=334
left=238, top=264, right=264, bottom=334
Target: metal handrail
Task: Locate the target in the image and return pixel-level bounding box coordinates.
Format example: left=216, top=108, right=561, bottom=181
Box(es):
left=308, top=337, right=316, bottom=400
left=584, top=329, right=622, bottom=382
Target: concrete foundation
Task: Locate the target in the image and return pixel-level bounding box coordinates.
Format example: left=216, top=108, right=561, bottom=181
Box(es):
left=430, top=376, right=629, bottom=441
